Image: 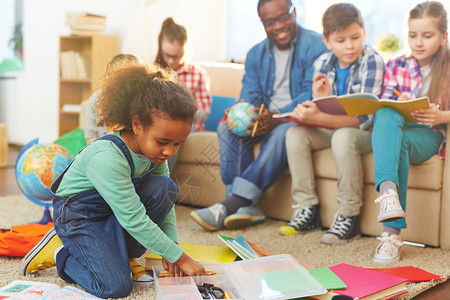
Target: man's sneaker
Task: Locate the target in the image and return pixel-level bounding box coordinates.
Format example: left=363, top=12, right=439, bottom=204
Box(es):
left=19, top=227, right=63, bottom=275
left=320, top=213, right=361, bottom=245
left=373, top=232, right=403, bottom=264
left=224, top=206, right=266, bottom=230
left=374, top=189, right=405, bottom=222
left=279, top=204, right=321, bottom=236
left=129, top=258, right=153, bottom=287
left=190, top=203, right=227, bottom=231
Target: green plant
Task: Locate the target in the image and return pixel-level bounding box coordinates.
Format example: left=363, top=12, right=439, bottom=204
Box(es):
left=8, top=23, right=23, bottom=58
left=376, top=34, right=400, bottom=52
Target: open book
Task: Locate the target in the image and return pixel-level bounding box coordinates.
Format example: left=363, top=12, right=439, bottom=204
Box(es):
left=273, top=93, right=430, bottom=124
left=218, top=235, right=270, bottom=260
left=0, top=280, right=101, bottom=299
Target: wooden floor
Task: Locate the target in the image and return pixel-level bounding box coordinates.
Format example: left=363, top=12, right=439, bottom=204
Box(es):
left=0, top=145, right=449, bottom=298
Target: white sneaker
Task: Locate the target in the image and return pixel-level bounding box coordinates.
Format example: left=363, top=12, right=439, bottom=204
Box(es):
left=373, top=232, right=403, bottom=264
left=374, top=189, right=405, bottom=222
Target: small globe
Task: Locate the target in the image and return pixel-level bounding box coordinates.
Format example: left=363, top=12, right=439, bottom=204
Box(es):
left=16, top=142, right=73, bottom=205
left=227, top=102, right=258, bottom=136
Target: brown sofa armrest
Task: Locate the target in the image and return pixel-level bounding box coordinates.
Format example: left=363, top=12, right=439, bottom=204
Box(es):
left=440, top=123, right=450, bottom=249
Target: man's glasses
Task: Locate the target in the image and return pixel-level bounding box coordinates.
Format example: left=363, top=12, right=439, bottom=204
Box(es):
left=261, top=5, right=294, bottom=29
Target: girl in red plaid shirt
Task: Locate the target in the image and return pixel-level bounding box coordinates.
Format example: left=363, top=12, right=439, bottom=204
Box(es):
left=155, top=17, right=212, bottom=132
left=372, top=1, right=450, bottom=264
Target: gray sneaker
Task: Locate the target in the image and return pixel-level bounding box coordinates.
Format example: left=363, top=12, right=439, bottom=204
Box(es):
left=190, top=203, right=227, bottom=231
left=224, top=206, right=266, bottom=229
left=320, top=213, right=361, bottom=245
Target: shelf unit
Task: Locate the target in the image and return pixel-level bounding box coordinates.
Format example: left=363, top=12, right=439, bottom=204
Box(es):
left=59, top=35, right=118, bottom=136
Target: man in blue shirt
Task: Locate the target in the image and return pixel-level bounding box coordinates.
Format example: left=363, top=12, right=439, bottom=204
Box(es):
left=191, top=0, right=328, bottom=231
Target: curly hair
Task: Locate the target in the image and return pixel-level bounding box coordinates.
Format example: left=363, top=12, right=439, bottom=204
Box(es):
left=95, top=64, right=197, bottom=131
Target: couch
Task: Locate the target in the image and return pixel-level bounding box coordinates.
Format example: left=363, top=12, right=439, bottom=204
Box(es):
left=172, top=61, right=450, bottom=249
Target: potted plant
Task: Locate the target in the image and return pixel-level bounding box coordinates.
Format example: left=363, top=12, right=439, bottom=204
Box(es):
left=375, top=34, right=400, bottom=60
left=8, top=23, right=23, bottom=60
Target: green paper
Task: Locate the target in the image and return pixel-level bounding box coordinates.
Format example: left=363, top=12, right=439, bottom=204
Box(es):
left=308, top=268, right=347, bottom=290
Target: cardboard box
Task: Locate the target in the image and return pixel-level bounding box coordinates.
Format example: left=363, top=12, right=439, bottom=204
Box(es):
left=153, top=254, right=327, bottom=300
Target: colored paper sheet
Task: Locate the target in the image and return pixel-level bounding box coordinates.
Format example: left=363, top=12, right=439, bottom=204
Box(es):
left=329, top=263, right=407, bottom=299
left=368, top=266, right=441, bottom=282
left=308, top=268, right=347, bottom=290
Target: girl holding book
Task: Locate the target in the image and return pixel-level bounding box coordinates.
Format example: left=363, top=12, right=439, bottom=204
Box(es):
left=372, top=1, right=450, bottom=264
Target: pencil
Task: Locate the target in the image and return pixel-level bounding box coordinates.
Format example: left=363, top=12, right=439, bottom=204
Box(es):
left=252, top=103, right=265, bottom=137
left=393, top=88, right=402, bottom=97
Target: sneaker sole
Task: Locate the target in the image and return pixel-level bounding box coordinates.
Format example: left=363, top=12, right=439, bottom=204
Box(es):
left=320, top=233, right=361, bottom=245
left=372, top=255, right=400, bottom=264
left=19, top=228, right=58, bottom=276
left=190, top=211, right=222, bottom=231
left=377, top=210, right=406, bottom=223
left=224, top=215, right=266, bottom=230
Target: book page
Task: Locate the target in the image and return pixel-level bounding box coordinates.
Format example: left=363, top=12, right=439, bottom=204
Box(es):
left=0, top=280, right=60, bottom=300
left=337, top=96, right=382, bottom=116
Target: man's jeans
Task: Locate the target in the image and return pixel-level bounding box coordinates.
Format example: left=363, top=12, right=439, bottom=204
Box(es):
left=217, top=121, right=295, bottom=204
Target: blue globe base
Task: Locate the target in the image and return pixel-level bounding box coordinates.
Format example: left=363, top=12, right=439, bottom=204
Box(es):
left=35, top=204, right=53, bottom=225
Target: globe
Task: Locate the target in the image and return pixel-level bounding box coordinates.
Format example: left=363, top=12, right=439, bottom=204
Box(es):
left=227, top=102, right=258, bottom=136
left=15, top=138, right=73, bottom=223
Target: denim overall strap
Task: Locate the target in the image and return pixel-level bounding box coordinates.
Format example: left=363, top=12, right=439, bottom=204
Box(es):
left=94, top=134, right=135, bottom=176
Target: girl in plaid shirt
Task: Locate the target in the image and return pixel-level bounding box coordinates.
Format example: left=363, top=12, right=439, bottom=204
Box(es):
left=372, top=1, right=450, bottom=264
left=155, top=18, right=212, bottom=132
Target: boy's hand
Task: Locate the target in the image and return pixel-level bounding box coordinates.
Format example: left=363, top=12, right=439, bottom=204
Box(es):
left=312, top=73, right=331, bottom=98
left=292, top=101, right=322, bottom=123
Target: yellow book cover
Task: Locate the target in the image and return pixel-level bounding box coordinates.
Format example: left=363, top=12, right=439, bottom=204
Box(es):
left=336, top=93, right=430, bottom=123
left=145, top=243, right=238, bottom=270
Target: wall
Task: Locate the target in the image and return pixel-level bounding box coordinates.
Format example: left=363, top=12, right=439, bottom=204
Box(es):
left=0, top=0, right=228, bottom=145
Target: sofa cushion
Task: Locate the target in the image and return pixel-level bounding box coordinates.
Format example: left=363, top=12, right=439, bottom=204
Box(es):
left=313, top=148, right=444, bottom=190
left=178, top=131, right=220, bottom=165
left=204, top=96, right=236, bottom=131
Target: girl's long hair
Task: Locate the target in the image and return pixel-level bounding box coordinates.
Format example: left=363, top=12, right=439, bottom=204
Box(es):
left=410, top=1, right=449, bottom=109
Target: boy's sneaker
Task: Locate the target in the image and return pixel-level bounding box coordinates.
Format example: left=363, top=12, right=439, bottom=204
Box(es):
left=373, top=232, right=403, bottom=264
left=190, top=203, right=227, bottom=231
left=129, top=258, right=153, bottom=287
left=19, top=227, right=63, bottom=275
left=224, top=206, right=266, bottom=230
left=320, top=213, right=361, bottom=245
left=279, top=204, right=321, bottom=236
left=374, top=189, right=405, bottom=222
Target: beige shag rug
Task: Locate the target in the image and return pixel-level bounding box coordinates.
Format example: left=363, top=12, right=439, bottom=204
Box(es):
left=0, top=194, right=449, bottom=299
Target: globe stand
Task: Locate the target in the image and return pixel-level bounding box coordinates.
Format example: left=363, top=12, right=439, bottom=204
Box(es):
left=38, top=204, right=53, bottom=225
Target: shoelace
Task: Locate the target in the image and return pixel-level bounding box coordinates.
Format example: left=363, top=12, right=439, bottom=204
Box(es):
left=129, top=259, right=148, bottom=280
left=327, top=214, right=352, bottom=237
left=374, top=190, right=398, bottom=205
left=289, top=205, right=313, bottom=229
left=377, top=233, right=403, bottom=256
left=210, top=204, right=224, bottom=223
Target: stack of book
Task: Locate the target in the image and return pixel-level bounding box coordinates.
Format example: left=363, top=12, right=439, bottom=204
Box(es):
left=60, top=50, right=90, bottom=79
left=66, top=12, right=106, bottom=35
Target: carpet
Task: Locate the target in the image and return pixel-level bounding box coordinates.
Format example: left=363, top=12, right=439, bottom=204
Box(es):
left=0, top=194, right=449, bottom=299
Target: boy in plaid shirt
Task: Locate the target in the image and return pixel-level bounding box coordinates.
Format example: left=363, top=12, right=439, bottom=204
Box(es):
left=280, top=3, right=385, bottom=244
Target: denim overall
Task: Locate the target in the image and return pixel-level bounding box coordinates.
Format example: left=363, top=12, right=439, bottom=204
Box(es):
left=51, top=134, right=178, bottom=298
